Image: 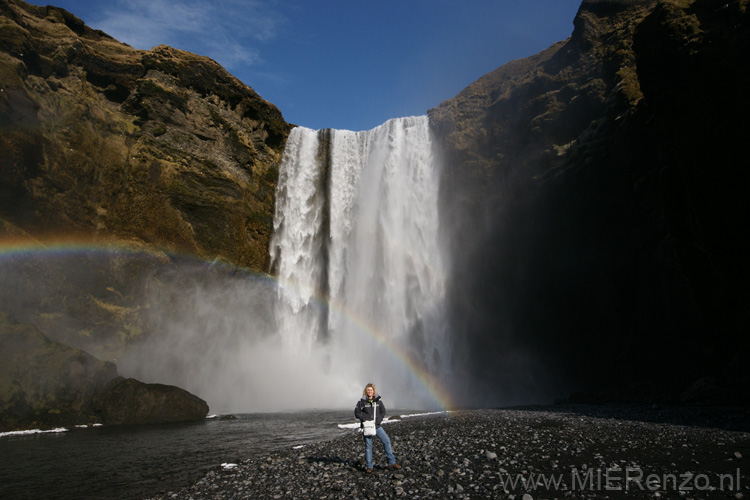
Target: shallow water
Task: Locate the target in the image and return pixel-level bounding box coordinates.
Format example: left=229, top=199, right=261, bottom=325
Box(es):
left=0, top=410, right=362, bottom=500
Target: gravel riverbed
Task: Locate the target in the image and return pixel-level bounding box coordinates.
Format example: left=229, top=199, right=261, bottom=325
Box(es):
left=146, top=408, right=749, bottom=500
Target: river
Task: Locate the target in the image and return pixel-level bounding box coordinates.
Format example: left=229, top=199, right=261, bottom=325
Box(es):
left=0, top=410, right=363, bottom=500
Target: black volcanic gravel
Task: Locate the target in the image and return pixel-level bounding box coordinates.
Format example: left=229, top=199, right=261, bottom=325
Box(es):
left=146, top=408, right=749, bottom=500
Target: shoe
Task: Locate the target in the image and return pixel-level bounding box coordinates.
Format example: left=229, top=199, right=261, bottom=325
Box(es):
left=366, top=468, right=373, bottom=473
left=389, top=463, right=402, bottom=469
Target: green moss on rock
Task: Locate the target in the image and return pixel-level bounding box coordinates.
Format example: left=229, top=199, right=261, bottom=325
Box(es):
left=0, top=0, right=292, bottom=272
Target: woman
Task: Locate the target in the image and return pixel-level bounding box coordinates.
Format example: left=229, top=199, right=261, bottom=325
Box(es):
left=354, top=383, right=401, bottom=472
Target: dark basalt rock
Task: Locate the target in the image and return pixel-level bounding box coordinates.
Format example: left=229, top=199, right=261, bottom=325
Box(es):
left=0, top=314, right=118, bottom=431
left=98, top=377, right=209, bottom=425
left=430, top=0, right=750, bottom=406
left=0, top=314, right=209, bottom=430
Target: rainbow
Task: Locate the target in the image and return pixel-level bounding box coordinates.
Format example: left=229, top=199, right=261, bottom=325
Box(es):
left=295, top=289, right=456, bottom=411
left=0, top=236, right=172, bottom=262
left=0, top=237, right=456, bottom=411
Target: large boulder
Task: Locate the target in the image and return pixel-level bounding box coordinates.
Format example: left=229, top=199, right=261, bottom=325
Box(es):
left=0, top=314, right=118, bottom=431
left=98, top=377, right=209, bottom=425
left=0, top=314, right=209, bottom=430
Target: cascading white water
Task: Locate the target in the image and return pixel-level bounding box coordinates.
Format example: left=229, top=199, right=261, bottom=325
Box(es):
left=269, top=126, right=326, bottom=350
left=270, top=116, right=449, bottom=409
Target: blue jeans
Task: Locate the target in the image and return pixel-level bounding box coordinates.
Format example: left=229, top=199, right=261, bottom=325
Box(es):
left=363, top=426, right=396, bottom=468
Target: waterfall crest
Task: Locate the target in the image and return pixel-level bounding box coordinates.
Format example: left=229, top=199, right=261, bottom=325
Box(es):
left=270, top=116, right=449, bottom=408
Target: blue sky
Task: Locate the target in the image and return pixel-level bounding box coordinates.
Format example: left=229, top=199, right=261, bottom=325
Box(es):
left=27, top=0, right=582, bottom=131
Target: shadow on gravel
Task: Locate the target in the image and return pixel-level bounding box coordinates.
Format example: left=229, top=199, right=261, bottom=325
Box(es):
left=505, top=404, right=750, bottom=432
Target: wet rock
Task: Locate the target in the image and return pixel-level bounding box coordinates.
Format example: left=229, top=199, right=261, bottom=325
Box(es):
left=0, top=316, right=118, bottom=431
left=99, top=377, right=209, bottom=425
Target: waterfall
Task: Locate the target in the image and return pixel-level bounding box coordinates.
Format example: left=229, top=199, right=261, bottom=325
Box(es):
left=270, top=116, right=449, bottom=409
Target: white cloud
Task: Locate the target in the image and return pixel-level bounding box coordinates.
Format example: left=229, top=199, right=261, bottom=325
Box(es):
left=92, top=0, right=283, bottom=69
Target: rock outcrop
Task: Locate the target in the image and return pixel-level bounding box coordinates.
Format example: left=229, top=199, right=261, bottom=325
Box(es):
left=98, top=377, right=209, bottom=426
left=0, top=314, right=208, bottom=430
left=0, top=313, right=117, bottom=430
left=430, top=0, right=750, bottom=405
left=0, top=0, right=290, bottom=425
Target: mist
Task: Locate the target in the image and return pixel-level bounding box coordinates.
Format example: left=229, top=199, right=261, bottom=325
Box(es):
left=116, top=266, right=353, bottom=413
left=0, top=113, right=552, bottom=414
left=121, top=116, right=455, bottom=413
left=114, top=260, right=449, bottom=413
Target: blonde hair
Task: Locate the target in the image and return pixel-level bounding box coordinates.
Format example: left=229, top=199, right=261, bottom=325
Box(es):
left=362, top=383, right=377, bottom=396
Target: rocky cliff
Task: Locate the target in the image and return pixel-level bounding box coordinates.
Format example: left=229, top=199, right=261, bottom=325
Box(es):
left=0, top=0, right=288, bottom=429
left=0, top=0, right=290, bottom=268
left=430, top=0, right=750, bottom=405
left=2, top=0, right=749, bottom=425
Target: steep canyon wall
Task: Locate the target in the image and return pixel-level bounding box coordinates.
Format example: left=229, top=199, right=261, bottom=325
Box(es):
left=429, top=0, right=750, bottom=405
left=0, top=0, right=290, bottom=428
left=2, top=0, right=749, bottom=429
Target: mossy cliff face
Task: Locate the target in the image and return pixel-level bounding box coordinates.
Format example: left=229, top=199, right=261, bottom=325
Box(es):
left=430, top=0, right=750, bottom=404
left=0, top=0, right=288, bottom=429
left=0, top=0, right=291, bottom=269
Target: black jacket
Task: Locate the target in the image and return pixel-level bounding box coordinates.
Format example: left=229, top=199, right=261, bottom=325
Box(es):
left=354, top=394, right=386, bottom=428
